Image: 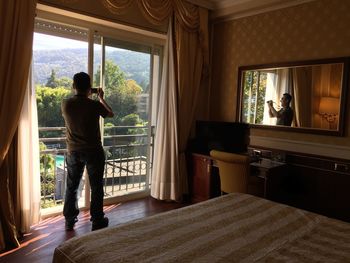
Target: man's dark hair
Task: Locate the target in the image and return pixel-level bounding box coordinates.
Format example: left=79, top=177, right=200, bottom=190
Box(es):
left=73, top=72, right=91, bottom=92
left=283, top=93, right=292, bottom=104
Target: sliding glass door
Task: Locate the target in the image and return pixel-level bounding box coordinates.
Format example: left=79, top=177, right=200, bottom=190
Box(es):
left=33, top=17, right=163, bottom=216
left=94, top=36, right=161, bottom=201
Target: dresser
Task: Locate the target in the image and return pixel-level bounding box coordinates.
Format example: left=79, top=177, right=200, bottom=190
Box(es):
left=188, top=149, right=350, bottom=222
left=188, top=153, right=286, bottom=203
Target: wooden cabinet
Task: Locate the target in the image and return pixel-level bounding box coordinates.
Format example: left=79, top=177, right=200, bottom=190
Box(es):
left=249, top=159, right=287, bottom=200
left=282, top=154, right=350, bottom=222
left=189, top=153, right=220, bottom=203
left=189, top=154, right=286, bottom=203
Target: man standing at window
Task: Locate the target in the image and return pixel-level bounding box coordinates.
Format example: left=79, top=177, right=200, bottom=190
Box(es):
left=61, top=72, right=114, bottom=231
left=267, top=93, right=294, bottom=126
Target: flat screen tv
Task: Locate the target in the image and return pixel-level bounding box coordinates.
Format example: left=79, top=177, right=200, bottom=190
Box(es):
left=189, top=121, right=250, bottom=155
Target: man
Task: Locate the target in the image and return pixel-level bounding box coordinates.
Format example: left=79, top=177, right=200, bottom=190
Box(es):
left=61, top=72, right=114, bottom=231
left=267, top=93, right=293, bottom=126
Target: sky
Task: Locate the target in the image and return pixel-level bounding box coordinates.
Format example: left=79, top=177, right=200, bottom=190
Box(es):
left=33, top=32, right=87, bottom=50
left=33, top=32, right=124, bottom=52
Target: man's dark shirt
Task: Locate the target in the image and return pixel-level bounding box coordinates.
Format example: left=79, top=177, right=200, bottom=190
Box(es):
left=276, top=107, right=293, bottom=126
left=62, top=95, right=109, bottom=152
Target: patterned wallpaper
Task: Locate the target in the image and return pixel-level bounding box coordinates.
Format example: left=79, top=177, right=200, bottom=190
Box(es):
left=210, top=0, right=350, bottom=148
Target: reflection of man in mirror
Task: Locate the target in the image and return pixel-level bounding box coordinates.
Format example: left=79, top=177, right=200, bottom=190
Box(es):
left=267, top=93, right=293, bottom=126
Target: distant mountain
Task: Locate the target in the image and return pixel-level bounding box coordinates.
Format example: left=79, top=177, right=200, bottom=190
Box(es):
left=33, top=48, right=150, bottom=88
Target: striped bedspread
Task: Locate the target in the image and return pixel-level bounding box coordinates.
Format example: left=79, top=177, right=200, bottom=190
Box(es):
left=53, top=193, right=350, bottom=262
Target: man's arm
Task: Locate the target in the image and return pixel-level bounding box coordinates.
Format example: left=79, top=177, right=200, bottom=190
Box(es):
left=267, top=101, right=279, bottom=118
left=97, top=88, right=114, bottom=117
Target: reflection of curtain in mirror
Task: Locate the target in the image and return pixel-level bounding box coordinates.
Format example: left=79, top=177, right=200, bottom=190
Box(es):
left=262, top=69, right=289, bottom=125
left=263, top=72, right=276, bottom=125
left=291, top=67, right=312, bottom=127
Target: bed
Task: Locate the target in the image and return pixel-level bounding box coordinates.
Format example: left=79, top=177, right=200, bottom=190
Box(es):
left=53, top=193, right=350, bottom=262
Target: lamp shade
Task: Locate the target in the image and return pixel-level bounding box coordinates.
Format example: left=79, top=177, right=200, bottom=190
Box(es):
left=319, top=97, right=339, bottom=114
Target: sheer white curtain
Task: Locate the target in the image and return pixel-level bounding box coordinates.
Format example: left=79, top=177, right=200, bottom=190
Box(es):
left=17, top=67, right=41, bottom=232
left=151, top=20, right=180, bottom=200
left=263, top=69, right=289, bottom=125
left=263, top=72, right=278, bottom=125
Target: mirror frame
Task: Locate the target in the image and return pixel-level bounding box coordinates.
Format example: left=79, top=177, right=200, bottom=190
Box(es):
left=237, top=57, right=349, bottom=136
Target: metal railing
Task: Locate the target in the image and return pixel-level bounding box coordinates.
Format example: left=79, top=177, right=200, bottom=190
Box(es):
left=39, top=126, right=154, bottom=209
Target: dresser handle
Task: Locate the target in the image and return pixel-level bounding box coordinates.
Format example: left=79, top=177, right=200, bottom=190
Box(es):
left=334, top=163, right=349, bottom=171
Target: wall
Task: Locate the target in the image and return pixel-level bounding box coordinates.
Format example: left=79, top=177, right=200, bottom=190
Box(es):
left=209, top=0, right=350, bottom=159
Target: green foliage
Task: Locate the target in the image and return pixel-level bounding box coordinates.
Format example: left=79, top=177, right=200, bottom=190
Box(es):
left=94, top=60, right=142, bottom=125
left=39, top=142, right=55, bottom=199
left=37, top=60, right=145, bottom=129
left=57, top=76, right=73, bottom=88
left=104, top=122, right=114, bottom=136
left=243, top=71, right=267, bottom=124
left=36, top=85, right=71, bottom=128
left=45, top=69, right=73, bottom=89
left=121, top=113, right=141, bottom=126
left=46, top=69, right=59, bottom=88
left=120, top=113, right=145, bottom=136
left=94, top=60, right=127, bottom=92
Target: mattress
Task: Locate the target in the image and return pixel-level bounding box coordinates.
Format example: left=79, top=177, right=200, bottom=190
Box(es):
left=53, top=193, right=350, bottom=262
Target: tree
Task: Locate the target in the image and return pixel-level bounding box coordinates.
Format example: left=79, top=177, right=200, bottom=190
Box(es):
left=46, top=69, right=59, bottom=88
left=94, top=60, right=127, bottom=94
left=94, top=60, right=142, bottom=125
left=36, top=85, right=71, bottom=128
left=57, top=76, right=73, bottom=88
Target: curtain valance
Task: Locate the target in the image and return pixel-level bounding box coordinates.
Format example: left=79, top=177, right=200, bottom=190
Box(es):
left=102, top=0, right=200, bottom=31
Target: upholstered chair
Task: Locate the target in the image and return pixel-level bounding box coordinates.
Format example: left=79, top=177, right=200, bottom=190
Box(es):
left=210, top=150, right=250, bottom=194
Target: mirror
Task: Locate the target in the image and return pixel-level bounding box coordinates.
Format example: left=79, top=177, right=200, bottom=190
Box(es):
left=237, top=57, right=349, bottom=136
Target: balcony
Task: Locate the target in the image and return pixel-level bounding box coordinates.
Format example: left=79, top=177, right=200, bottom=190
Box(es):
left=39, top=126, right=153, bottom=212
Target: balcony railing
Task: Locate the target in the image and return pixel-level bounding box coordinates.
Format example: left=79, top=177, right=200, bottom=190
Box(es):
left=39, top=126, right=153, bottom=209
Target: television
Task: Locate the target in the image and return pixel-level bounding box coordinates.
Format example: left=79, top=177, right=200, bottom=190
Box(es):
left=189, top=121, right=250, bottom=155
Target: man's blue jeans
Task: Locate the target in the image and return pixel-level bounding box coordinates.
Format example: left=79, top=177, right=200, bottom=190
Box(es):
left=63, top=147, right=105, bottom=222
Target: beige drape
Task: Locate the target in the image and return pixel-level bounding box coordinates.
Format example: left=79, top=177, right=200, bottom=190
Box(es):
left=151, top=20, right=180, bottom=200
left=136, top=0, right=208, bottom=200
left=17, top=69, right=41, bottom=233
left=0, top=135, right=19, bottom=251
left=175, top=8, right=209, bottom=199
left=0, top=0, right=37, bottom=251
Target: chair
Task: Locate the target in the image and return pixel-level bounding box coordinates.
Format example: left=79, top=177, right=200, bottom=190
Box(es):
left=210, top=150, right=250, bottom=194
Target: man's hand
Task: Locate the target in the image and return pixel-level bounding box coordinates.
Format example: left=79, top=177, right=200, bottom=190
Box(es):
left=97, top=88, right=114, bottom=117
left=97, top=88, right=104, bottom=99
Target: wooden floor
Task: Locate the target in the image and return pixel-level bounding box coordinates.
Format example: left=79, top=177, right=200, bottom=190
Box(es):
left=0, top=197, right=188, bottom=263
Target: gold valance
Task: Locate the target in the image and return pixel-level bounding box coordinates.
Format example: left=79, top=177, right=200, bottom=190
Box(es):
left=102, top=0, right=134, bottom=15
left=102, top=0, right=200, bottom=31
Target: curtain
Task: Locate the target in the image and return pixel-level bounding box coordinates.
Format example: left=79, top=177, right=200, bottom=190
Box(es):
left=151, top=19, right=180, bottom=200
left=17, top=68, right=41, bottom=233
left=291, top=68, right=312, bottom=127
left=175, top=8, right=208, bottom=199
left=104, top=0, right=208, bottom=200
left=262, top=70, right=286, bottom=125
left=263, top=72, right=278, bottom=125
left=0, top=0, right=37, bottom=251
left=0, top=136, right=19, bottom=251
left=137, top=0, right=173, bottom=25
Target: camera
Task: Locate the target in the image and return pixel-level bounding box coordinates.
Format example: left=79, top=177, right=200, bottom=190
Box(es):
left=91, top=88, right=98, bottom=94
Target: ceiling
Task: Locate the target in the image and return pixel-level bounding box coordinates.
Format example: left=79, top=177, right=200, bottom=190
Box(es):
left=188, top=0, right=317, bottom=20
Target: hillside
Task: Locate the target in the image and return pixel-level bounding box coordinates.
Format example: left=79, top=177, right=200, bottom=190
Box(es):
left=33, top=48, right=150, bottom=88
